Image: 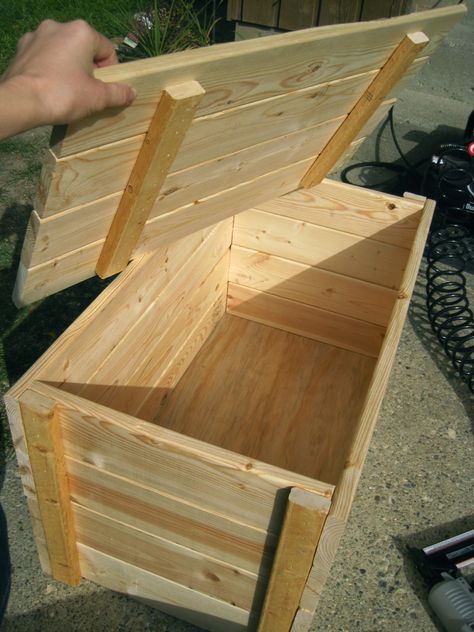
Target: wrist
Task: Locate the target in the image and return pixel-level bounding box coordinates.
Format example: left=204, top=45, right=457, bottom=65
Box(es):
left=0, top=74, right=50, bottom=139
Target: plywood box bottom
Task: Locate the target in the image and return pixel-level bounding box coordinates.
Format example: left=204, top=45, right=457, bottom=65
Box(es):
left=5, top=178, right=433, bottom=631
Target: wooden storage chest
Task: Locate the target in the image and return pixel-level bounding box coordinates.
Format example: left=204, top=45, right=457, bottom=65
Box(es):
left=4, top=6, right=466, bottom=631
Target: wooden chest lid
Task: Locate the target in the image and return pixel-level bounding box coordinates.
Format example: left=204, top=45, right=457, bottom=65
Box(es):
left=14, top=4, right=465, bottom=305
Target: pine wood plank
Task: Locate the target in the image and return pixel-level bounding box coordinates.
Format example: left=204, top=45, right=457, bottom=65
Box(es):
left=19, top=399, right=80, bottom=586
left=53, top=6, right=461, bottom=157
left=299, top=200, right=435, bottom=612
left=232, top=208, right=410, bottom=289
left=14, top=158, right=313, bottom=306
left=20, top=382, right=333, bottom=533
left=73, top=504, right=262, bottom=610
left=256, top=178, right=424, bottom=248
left=79, top=544, right=253, bottom=632
left=3, top=395, right=52, bottom=575
left=257, top=488, right=328, bottom=632
left=96, top=81, right=205, bottom=278
left=157, top=314, right=377, bottom=482
left=68, top=457, right=275, bottom=574
left=36, top=110, right=344, bottom=219
left=227, top=283, right=384, bottom=357
left=300, top=31, right=429, bottom=188
left=279, top=0, right=320, bottom=30
left=229, top=245, right=396, bottom=326
left=78, top=245, right=230, bottom=415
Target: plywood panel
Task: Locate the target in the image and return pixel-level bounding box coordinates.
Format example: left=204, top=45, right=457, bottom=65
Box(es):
left=229, top=245, right=396, bottom=326
left=232, top=208, right=410, bottom=289
left=156, top=314, right=376, bottom=483
left=227, top=284, right=384, bottom=357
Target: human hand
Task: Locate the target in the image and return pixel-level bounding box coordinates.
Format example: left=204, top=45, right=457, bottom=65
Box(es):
left=0, top=19, right=136, bottom=138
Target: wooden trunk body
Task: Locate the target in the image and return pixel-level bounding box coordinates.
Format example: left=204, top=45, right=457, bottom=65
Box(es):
left=4, top=6, right=465, bottom=632
left=5, top=179, right=433, bottom=631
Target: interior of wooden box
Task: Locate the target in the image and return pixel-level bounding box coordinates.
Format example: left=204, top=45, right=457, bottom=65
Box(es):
left=45, top=181, right=422, bottom=487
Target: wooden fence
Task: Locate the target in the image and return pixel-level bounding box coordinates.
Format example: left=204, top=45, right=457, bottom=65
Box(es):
left=227, top=0, right=409, bottom=30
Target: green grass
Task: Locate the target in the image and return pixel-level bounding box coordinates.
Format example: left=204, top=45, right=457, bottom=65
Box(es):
left=0, top=0, right=143, bottom=73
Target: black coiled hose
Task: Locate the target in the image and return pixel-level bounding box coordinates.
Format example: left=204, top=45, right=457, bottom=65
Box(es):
left=424, top=144, right=474, bottom=393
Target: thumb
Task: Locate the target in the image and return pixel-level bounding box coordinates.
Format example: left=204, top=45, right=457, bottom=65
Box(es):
left=93, top=79, right=136, bottom=110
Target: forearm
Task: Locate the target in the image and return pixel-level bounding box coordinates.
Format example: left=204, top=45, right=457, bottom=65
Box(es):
left=0, top=20, right=135, bottom=141
left=0, top=76, right=47, bottom=139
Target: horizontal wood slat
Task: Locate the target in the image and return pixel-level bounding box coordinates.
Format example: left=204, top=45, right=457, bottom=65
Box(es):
left=136, top=294, right=227, bottom=422
left=79, top=544, right=253, bottom=632
left=77, top=248, right=230, bottom=414
left=14, top=159, right=313, bottom=306
left=229, top=245, right=396, bottom=327
left=68, top=457, right=275, bottom=575
left=20, top=383, right=333, bottom=533
left=256, top=178, right=424, bottom=248
left=227, top=283, right=384, bottom=357
left=232, top=208, right=410, bottom=289
left=74, top=504, right=262, bottom=610
left=52, top=6, right=463, bottom=157
left=298, top=198, right=435, bottom=613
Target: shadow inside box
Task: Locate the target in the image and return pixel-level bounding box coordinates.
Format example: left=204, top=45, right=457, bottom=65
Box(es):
left=394, top=514, right=474, bottom=632
left=2, top=586, right=205, bottom=632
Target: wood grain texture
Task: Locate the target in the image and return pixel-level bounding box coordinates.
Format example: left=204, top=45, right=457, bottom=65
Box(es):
left=156, top=314, right=377, bottom=482
left=136, top=294, right=227, bottom=421
left=22, top=382, right=333, bottom=533
left=299, top=200, right=435, bottom=612
left=74, top=503, right=262, bottom=610
left=96, top=81, right=205, bottom=278
left=79, top=544, right=253, bottom=632
left=19, top=399, right=80, bottom=585
left=52, top=6, right=461, bottom=157
left=232, top=208, right=410, bottom=289
left=256, top=177, right=424, bottom=248
left=35, top=112, right=343, bottom=220
left=300, top=31, right=429, bottom=187
left=14, top=158, right=313, bottom=306
left=229, top=245, right=396, bottom=327
left=227, top=283, right=384, bottom=357
left=257, top=488, right=328, bottom=632
left=78, top=240, right=230, bottom=415
left=68, top=457, right=275, bottom=574
left=227, top=0, right=243, bottom=21
left=3, top=394, right=52, bottom=575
